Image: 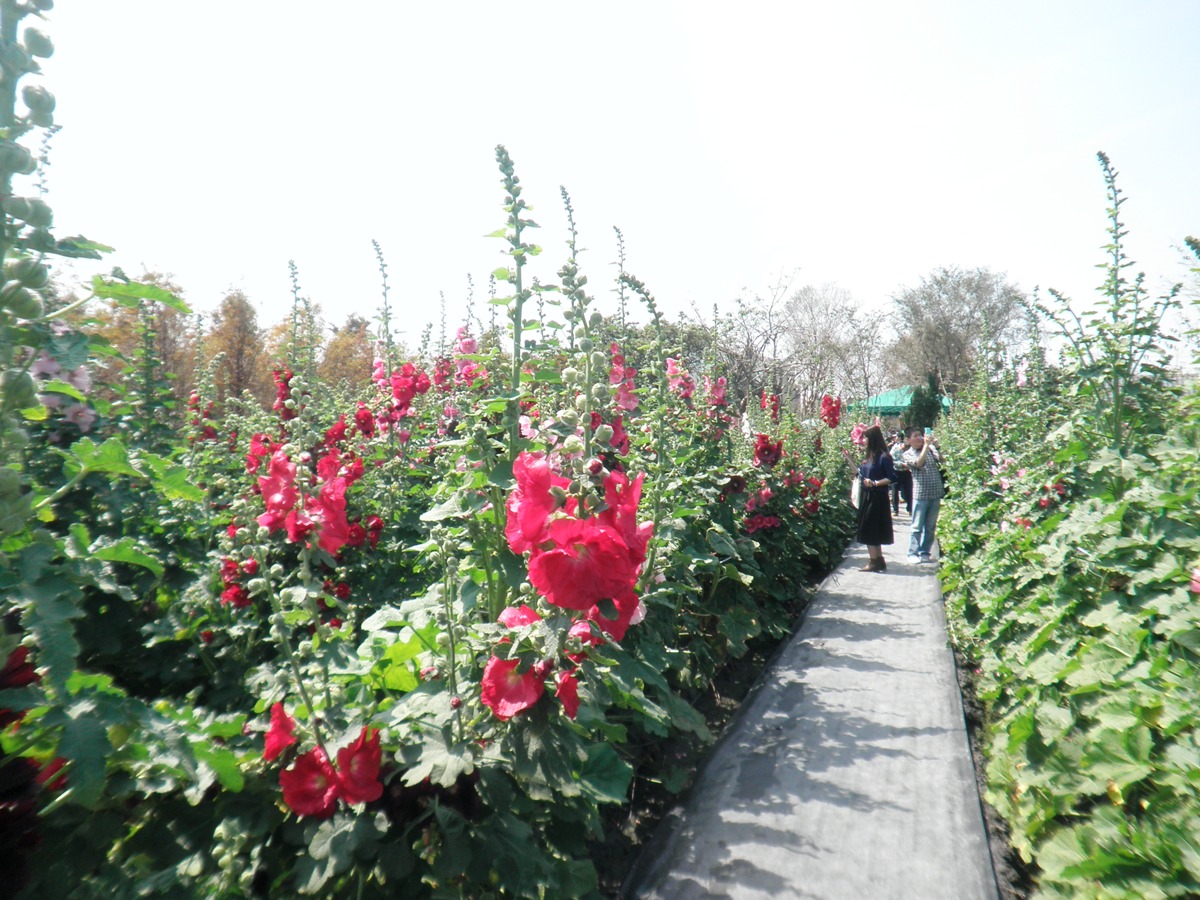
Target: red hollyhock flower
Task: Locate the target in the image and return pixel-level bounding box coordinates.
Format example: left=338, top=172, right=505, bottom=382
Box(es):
left=242, top=558, right=259, bottom=577
left=752, top=434, right=784, bottom=469
left=480, top=656, right=545, bottom=720
left=220, top=585, right=251, bottom=608
left=263, top=702, right=297, bottom=761
left=309, top=477, right=351, bottom=555
left=324, top=416, right=348, bottom=446
left=284, top=508, right=316, bottom=543
left=498, top=605, right=542, bottom=628
left=346, top=521, right=367, bottom=547
left=586, top=591, right=644, bottom=641
left=555, top=669, right=580, bottom=719
left=505, top=451, right=570, bottom=554
left=567, top=619, right=605, bottom=662
left=280, top=747, right=340, bottom=818
left=0, top=646, right=40, bottom=728
left=528, top=518, right=639, bottom=611
left=337, top=727, right=383, bottom=805
left=354, top=403, right=376, bottom=438
left=597, top=470, right=653, bottom=567
left=366, top=515, right=384, bottom=549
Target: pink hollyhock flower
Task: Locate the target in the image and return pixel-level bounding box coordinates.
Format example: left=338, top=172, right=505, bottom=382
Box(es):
left=481, top=656, right=545, bottom=720
left=337, top=727, right=383, bottom=805
left=455, top=326, right=478, bottom=356
left=504, top=451, right=570, bottom=553
left=609, top=415, right=630, bottom=456
left=257, top=450, right=299, bottom=531
left=666, top=358, right=695, bottom=399
left=264, top=702, right=298, bottom=761
left=371, top=358, right=388, bottom=387
left=63, top=403, right=97, bottom=433
left=1016, top=358, right=1029, bottom=388
left=529, top=518, right=639, bottom=611
left=498, top=604, right=542, bottom=628
left=849, top=423, right=867, bottom=447
left=29, top=350, right=61, bottom=379
left=705, top=376, right=727, bottom=407
left=310, top=477, right=351, bottom=555
left=1190, top=567, right=1200, bottom=594
left=66, top=365, right=92, bottom=393
left=285, top=507, right=316, bottom=543
left=280, top=747, right=341, bottom=818
left=555, top=669, right=580, bottom=719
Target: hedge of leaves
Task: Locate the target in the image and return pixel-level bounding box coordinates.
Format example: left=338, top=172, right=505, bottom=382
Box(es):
left=939, top=156, right=1200, bottom=899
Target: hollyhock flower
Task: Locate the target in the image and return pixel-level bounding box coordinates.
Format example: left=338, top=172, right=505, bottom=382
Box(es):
left=66, top=365, right=92, bottom=393
left=705, top=376, right=727, bottom=407
left=1038, top=497, right=1051, bottom=509
left=597, top=470, right=653, bottom=566
left=35, top=757, right=68, bottom=793
left=665, top=358, right=694, bottom=399
left=555, top=670, right=580, bottom=719
left=309, top=477, right=351, bottom=555
left=285, top=507, right=316, bottom=543
left=804, top=499, right=820, bottom=515
left=505, top=452, right=570, bottom=553
left=280, top=747, right=340, bottom=818
left=609, top=416, right=630, bottom=456
left=354, top=403, right=376, bottom=438
left=849, top=423, right=867, bottom=447
left=752, top=434, right=783, bottom=469
left=498, top=605, right=542, bottom=628
left=480, top=656, right=545, bottom=720
left=371, top=358, right=388, bottom=388
left=63, top=403, right=97, bottom=433
left=324, top=416, right=348, bottom=445
left=220, top=557, right=240, bottom=584
left=820, top=394, right=842, bottom=428
left=567, top=618, right=605, bottom=661
left=530, top=518, right=639, bottom=611
left=337, top=727, right=383, bottom=805
left=257, top=451, right=299, bottom=531
left=273, top=368, right=298, bottom=420
left=999, top=477, right=1011, bottom=490
left=346, top=522, right=367, bottom=547
left=221, top=585, right=251, bottom=608
left=1016, top=358, right=1029, bottom=388
left=0, top=646, right=39, bottom=729
left=366, top=515, right=384, bottom=549
left=1191, top=567, right=1200, bottom=594
left=587, top=591, right=644, bottom=641
left=29, top=351, right=61, bottom=379
left=264, top=703, right=298, bottom=761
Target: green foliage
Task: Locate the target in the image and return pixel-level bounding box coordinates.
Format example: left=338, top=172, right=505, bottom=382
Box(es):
left=939, top=158, right=1200, bottom=898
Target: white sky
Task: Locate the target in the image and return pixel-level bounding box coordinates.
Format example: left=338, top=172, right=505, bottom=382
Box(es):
left=29, top=1, right=1200, bottom=342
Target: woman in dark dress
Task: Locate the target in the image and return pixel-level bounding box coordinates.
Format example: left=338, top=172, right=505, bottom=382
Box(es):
left=856, top=425, right=895, bottom=572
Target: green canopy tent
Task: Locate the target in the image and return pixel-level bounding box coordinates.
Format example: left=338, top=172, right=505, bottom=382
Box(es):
left=848, top=386, right=953, bottom=418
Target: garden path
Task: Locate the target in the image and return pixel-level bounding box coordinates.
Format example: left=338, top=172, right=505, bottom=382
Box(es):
left=623, top=516, right=998, bottom=899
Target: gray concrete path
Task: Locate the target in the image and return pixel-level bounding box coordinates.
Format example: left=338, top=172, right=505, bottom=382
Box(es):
left=624, top=517, right=998, bottom=900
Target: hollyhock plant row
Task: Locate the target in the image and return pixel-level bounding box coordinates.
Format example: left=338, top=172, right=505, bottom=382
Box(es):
left=936, top=162, right=1200, bottom=898
left=1, top=123, right=858, bottom=898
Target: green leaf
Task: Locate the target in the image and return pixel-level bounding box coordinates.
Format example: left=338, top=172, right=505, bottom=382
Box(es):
left=66, top=437, right=141, bottom=478
left=578, top=743, right=632, bottom=803
left=91, top=539, right=164, bottom=578
left=59, top=702, right=110, bottom=808
left=192, top=743, right=245, bottom=792
left=92, top=275, right=190, bottom=312
left=420, top=493, right=468, bottom=522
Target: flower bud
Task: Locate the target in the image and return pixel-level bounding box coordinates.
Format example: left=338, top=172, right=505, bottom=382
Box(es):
left=557, top=408, right=579, bottom=426
left=0, top=141, right=37, bottom=176
left=573, top=325, right=587, bottom=339
left=591, top=384, right=610, bottom=403
left=257, top=526, right=271, bottom=541
left=561, top=367, right=580, bottom=384
left=247, top=578, right=267, bottom=595
left=283, top=398, right=297, bottom=410
left=2, top=196, right=52, bottom=229
left=563, top=434, right=585, bottom=455
left=594, top=424, right=614, bottom=444
left=23, top=28, right=54, bottom=58
left=588, top=311, right=603, bottom=328
left=579, top=338, right=594, bottom=352
left=7, top=257, right=48, bottom=288
left=21, top=84, right=55, bottom=114
left=590, top=351, right=606, bottom=369
left=563, top=308, right=576, bottom=322
left=270, top=564, right=285, bottom=578
left=587, top=457, right=605, bottom=475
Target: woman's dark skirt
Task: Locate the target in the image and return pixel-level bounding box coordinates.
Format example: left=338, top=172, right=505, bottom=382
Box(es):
left=856, top=488, right=894, bottom=546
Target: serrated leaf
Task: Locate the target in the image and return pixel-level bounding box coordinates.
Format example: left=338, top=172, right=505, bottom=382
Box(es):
left=578, top=743, right=632, bottom=804
left=91, top=540, right=164, bottom=578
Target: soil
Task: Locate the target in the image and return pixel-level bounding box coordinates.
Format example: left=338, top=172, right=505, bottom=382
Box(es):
left=592, top=588, right=1037, bottom=898
left=951, top=645, right=1036, bottom=900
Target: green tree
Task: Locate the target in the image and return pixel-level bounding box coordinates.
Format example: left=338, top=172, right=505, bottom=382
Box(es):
left=890, top=266, right=1026, bottom=395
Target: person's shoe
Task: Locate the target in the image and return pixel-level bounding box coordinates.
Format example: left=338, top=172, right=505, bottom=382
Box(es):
left=860, top=558, right=885, bottom=572
left=906, top=554, right=921, bottom=564
left=919, top=556, right=934, bottom=564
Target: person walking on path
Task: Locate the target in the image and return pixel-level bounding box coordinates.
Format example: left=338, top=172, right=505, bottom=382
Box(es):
left=889, top=431, right=912, bottom=516
left=904, top=425, right=945, bottom=564
left=855, top=424, right=895, bottom=572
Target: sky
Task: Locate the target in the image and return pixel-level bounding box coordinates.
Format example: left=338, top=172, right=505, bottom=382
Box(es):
left=26, top=1, right=1200, bottom=345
